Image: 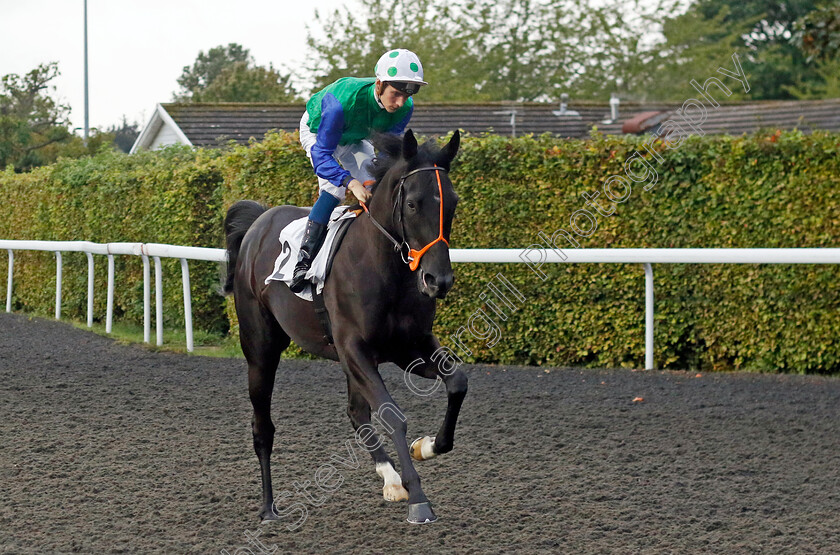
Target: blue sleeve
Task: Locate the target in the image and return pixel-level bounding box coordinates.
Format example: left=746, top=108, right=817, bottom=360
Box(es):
left=388, top=104, right=413, bottom=135
left=310, top=93, right=353, bottom=188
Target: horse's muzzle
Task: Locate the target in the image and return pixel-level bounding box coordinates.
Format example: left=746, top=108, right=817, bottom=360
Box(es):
left=418, top=268, right=454, bottom=299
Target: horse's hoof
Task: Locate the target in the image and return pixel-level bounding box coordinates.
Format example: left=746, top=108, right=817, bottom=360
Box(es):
left=406, top=502, right=437, bottom=524
left=409, top=436, right=437, bottom=461
left=383, top=483, right=409, bottom=502
left=259, top=502, right=281, bottom=523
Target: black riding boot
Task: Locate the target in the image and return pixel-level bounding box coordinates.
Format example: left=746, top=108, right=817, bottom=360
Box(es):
left=289, top=220, right=328, bottom=293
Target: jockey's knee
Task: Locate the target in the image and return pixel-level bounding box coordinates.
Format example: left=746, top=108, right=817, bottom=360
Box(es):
left=310, top=191, right=340, bottom=224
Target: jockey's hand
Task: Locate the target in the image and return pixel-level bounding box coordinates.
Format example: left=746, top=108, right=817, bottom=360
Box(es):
left=348, top=179, right=372, bottom=204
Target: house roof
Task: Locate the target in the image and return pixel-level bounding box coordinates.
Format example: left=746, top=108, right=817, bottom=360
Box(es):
left=131, top=98, right=840, bottom=152
left=680, top=98, right=840, bottom=135
left=162, top=103, right=303, bottom=147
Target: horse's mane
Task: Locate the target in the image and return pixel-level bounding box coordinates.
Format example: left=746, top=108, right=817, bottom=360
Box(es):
left=368, top=133, right=447, bottom=196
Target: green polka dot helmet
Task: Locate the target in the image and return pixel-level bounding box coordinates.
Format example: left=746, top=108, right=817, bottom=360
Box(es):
left=374, top=49, right=427, bottom=94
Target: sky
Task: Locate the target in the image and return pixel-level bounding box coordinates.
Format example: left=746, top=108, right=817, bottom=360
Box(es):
left=0, top=0, right=351, bottom=133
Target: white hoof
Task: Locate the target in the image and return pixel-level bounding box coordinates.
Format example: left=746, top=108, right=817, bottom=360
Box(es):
left=409, top=436, right=437, bottom=461
left=383, top=483, right=409, bottom=502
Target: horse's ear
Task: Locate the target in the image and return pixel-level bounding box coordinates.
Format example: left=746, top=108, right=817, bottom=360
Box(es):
left=372, top=132, right=402, bottom=158
left=402, top=129, right=418, bottom=160
left=438, top=129, right=460, bottom=170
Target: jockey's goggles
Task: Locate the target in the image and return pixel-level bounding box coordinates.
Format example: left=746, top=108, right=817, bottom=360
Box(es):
left=388, top=81, right=423, bottom=95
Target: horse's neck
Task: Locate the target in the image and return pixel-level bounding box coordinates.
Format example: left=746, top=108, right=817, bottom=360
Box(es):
left=368, top=179, right=398, bottom=230
left=350, top=212, right=402, bottom=271
left=343, top=189, right=411, bottom=285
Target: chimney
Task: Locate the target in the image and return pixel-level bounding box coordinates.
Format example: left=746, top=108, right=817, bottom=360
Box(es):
left=610, top=93, right=620, bottom=122
left=552, top=93, right=580, bottom=118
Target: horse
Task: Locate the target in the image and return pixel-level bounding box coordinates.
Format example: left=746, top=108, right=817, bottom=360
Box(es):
left=223, top=129, right=467, bottom=524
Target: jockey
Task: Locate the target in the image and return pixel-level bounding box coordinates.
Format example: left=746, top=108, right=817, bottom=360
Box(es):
left=290, top=49, right=427, bottom=293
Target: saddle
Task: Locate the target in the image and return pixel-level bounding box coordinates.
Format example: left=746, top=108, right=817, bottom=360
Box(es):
left=265, top=206, right=357, bottom=299
left=265, top=205, right=359, bottom=344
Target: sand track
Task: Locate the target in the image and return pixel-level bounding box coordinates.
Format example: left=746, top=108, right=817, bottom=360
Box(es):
left=1, top=312, right=838, bottom=553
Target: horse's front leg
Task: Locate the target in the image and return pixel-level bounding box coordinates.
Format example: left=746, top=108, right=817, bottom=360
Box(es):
left=396, top=336, right=468, bottom=462
left=339, top=337, right=437, bottom=524
left=344, top=377, right=409, bottom=502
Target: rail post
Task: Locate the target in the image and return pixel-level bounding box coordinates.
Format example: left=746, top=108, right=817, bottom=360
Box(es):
left=86, top=252, right=94, bottom=327
left=180, top=258, right=194, bottom=352
left=154, top=256, right=163, bottom=346
left=106, top=254, right=115, bottom=333
left=55, top=251, right=62, bottom=320
left=644, top=263, right=654, bottom=370
left=142, top=254, right=151, bottom=343
left=6, top=249, right=13, bottom=313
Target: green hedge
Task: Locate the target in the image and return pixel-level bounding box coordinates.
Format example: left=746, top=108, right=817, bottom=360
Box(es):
left=1, top=130, right=839, bottom=373
left=0, top=146, right=227, bottom=333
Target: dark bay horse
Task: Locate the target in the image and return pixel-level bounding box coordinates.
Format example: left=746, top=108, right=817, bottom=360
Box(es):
left=223, top=130, right=467, bottom=524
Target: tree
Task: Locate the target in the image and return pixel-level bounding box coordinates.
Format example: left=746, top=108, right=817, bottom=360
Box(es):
left=453, top=0, right=581, bottom=101
left=306, top=0, right=483, bottom=100
left=560, top=0, right=692, bottom=102
left=176, top=43, right=250, bottom=98
left=785, top=4, right=840, bottom=98
left=305, top=0, right=834, bottom=103
left=306, top=0, right=586, bottom=102
left=191, top=62, right=298, bottom=102
left=175, top=44, right=298, bottom=102
left=594, top=1, right=752, bottom=102
left=653, top=0, right=823, bottom=100
left=792, top=4, right=840, bottom=61
left=105, top=116, right=140, bottom=153
left=0, top=63, right=73, bottom=171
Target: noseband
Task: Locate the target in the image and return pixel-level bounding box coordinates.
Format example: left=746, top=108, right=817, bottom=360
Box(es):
left=361, top=166, right=449, bottom=271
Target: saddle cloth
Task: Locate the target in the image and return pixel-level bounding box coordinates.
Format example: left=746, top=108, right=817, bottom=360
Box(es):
left=265, top=206, right=358, bottom=301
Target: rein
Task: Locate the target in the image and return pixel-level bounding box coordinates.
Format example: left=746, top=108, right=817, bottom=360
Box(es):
left=360, top=165, right=449, bottom=272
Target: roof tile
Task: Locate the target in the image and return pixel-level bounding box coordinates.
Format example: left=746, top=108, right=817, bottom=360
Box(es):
left=159, top=98, right=840, bottom=146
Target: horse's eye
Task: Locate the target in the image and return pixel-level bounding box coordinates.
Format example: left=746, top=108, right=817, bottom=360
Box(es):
left=407, top=200, right=417, bottom=212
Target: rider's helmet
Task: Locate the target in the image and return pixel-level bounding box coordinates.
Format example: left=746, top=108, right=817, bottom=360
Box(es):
left=374, top=49, right=427, bottom=95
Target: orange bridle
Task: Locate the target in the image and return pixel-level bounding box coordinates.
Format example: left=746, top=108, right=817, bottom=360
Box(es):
left=361, top=165, right=449, bottom=272
left=406, top=166, right=448, bottom=271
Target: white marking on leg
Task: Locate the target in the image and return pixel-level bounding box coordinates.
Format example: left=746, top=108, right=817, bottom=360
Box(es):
left=420, top=436, right=437, bottom=460
left=376, top=462, right=408, bottom=502
left=376, top=461, right=402, bottom=486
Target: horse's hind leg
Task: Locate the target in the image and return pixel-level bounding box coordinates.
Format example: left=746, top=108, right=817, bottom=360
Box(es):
left=345, top=378, right=408, bottom=502
left=238, top=298, right=290, bottom=522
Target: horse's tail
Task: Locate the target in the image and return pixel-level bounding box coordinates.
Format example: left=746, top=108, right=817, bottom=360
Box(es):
left=223, top=200, right=267, bottom=295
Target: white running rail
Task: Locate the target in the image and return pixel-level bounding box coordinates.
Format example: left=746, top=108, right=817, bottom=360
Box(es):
left=0, top=240, right=224, bottom=352
left=3, top=241, right=840, bottom=362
